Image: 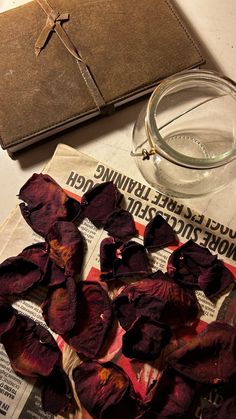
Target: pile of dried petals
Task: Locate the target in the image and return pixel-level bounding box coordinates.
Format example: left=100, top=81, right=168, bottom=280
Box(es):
left=0, top=173, right=235, bottom=418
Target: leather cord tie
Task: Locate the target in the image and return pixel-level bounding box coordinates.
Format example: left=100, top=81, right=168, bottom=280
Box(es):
left=35, top=0, right=109, bottom=111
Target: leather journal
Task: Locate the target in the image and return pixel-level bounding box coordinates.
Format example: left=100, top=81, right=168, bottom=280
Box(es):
left=0, top=0, right=204, bottom=154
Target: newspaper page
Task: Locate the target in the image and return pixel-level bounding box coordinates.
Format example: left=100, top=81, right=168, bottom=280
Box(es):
left=0, top=144, right=235, bottom=418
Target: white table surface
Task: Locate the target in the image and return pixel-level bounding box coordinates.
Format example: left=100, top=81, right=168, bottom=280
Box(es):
left=0, top=0, right=236, bottom=230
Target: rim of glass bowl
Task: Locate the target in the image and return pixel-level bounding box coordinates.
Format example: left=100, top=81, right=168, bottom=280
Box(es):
left=145, top=69, right=236, bottom=169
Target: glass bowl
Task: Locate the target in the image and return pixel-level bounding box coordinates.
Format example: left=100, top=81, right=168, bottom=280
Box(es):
left=132, top=69, right=236, bottom=198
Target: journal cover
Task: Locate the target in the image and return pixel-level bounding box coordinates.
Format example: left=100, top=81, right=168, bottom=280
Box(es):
left=0, top=0, right=204, bottom=154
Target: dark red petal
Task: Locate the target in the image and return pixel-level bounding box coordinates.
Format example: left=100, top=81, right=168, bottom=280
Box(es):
left=20, top=242, right=49, bottom=274
left=144, top=214, right=177, bottom=250
left=42, top=365, right=74, bottom=415
left=115, top=276, right=199, bottom=329
left=167, top=240, right=234, bottom=299
left=113, top=293, right=166, bottom=331
left=100, top=237, right=118, bottom=273
left=73, top=361, right=138, bottom=419
left=19, top=173, right=80, bottom=237
left=168, top=321, right=236, bottom=384
left=42, top=276, right=77, bottom=334
left=122, top=317, right=171, bottom=360
left=198, top=260, right=235, bottom=299
left=0, top=297, right=16, bottom=338
left=104, top=209, right=137, bottom=241
left=145, top=368, right=195, bottom=417
left=47, top=262, right=67, bottom=287
left=202, top=395, right=236, bottom=419
left=46, top=221, right=84, bottom=276
left=0, top=255, right=42, bottom=296
left=63, top=281, right=113, bottom=358
left=114, top=241, right=151, bottom=278
left=81, top=182, right=122, bottom=226
left=1, top=314, right=60, bottom=377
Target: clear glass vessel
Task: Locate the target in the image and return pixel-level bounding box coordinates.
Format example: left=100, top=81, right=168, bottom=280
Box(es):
left=132, top=69, right=236, bottom=198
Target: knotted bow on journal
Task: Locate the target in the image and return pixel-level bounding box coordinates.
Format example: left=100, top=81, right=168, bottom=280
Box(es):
left=34, top=0, right=108, bottom=112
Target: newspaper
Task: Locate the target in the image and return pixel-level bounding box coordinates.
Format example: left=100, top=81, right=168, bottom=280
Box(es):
left=0, top=144, right=235, bottom=419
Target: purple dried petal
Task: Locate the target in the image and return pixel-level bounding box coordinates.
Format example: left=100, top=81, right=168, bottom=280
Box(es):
left=114, top=241, right=151, bottom=278
left=19, top=173, right=80, bottom=237
left=122, top=316, right=171, bottom=360
left=168, top=321, right=236, bottom=384
left=104, top=209, right=137, bottom=241
left=73, top=361, right=138, bottom=419
left=63, top=281, right=113, bottom=358
left=81, top=182, right=122, bottom=226
left=0, top=297, right=17, bottom=338
left=46, top=221, right=84, bottom=276
left=145, top=368, right=195, bottom=417
left=113, top=292, right=166, bottom=331
left=144, top=214, right=177, bottom=250
left=42, top=365, right=74, bottom=415
left=1, top=313, right=60, bottom=377
left=167, top=240, right=234, bottom=299
left=42, top=276, right=77, bottom=335
left=47, top=262, right=67, bottom=287
left=0, top=254, right=43, bottom=296
left=115, top=276, right=199, bottom=329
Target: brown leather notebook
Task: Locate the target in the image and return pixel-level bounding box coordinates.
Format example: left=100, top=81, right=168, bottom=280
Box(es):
left=0, top=0, right=204, bottom=154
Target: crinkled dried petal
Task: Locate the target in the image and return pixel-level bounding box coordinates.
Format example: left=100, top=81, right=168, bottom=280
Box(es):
left=42, top=365, right=74, bottom=415
left=0, top=297, right=17, bottom=338
left=115, top=276, right=199, bottom=329
left=167, top=240, right=234, bottom=299
left=21, top=242, right=49, bottom=273
left=63, top=281, right=113, bottom=358
left=168, top=321, right=236, bottom=384
left=73, top=361, right=138, bottom=419
left=104, top=209, right=137, bottom=241
left=1, top=314, right=60, bottom=377
left=46, top=221, right=84, bottom=276
left=19, top=173, right=80, bottom=237
left=42, top=276, right=77, bottom=335
left=113, top=292, right=166, bottom=331
left=144, top=214, right=177, bottom=250
left=0, top=255, right=43, bottom=296
left=47, top=262, right=67, bottom=287
left=122, top=317, right=171, bottom=360
left=114, top=241, right=151, bottom=278
left=81, top=182, right=122, bottom=227
left=145, top=368, right=195, bottom=417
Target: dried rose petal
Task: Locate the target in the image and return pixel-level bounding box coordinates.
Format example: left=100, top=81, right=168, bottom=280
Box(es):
left=47, top=262, right=67, bottom=287
left=113, top=292, right=166, bottom=331
left=0, top=297, right=16, bottom=338
left=144, top=368, right=195, bottom=417
left=114, top=241, right=151, bottom=278
left=0, top=254, right=42, bottom=296
left=73, top=361, right=138, bottom=419
left=104, top=209, right=137, bottom=241
left=81, top=182, right=122, bottom=227
left=144, top=214, right=177, bottom=250
left=46, top=221, right=84, bottom=276
left=42, top=276, right=77, bottom=335
left=1, top=313, right=60, bottom=377
left=21, top=242, right=49, bottom=274
left=63, top=281, right=113, bottom=358
left=122, top=316, right=171, bottom=360
left=167, top=240, right=234, bottom=299
left=100, top=237, right=119, bottom=274
left=168, top=321, right=236, bottom=384
left=42, top=365, right=74, bottom=415
left=114, top=275, right=199, bottom=329
left=19, top=173, right=80, bottom=237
